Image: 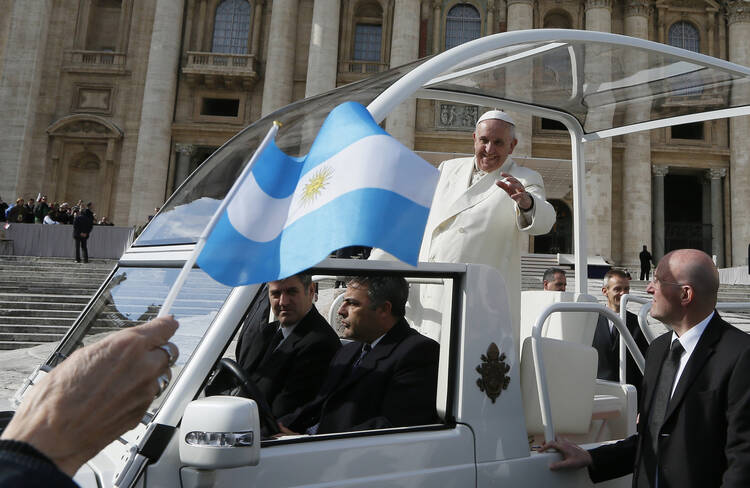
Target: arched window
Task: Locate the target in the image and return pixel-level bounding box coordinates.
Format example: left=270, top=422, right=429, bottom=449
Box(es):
left=350, top=1, right=384, bottom=73
left=668, top=22, right=702, bottom=99
left=445, top=4, right=480, bottom=50
left=668, top=22, right=700, bottom=52
left=212, top=0, right=251, bottom=54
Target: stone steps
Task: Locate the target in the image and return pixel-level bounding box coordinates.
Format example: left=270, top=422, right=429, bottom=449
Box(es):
left=0, top=256, right=117, bottom=348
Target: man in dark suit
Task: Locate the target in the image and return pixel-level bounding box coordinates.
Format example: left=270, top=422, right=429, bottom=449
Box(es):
left=233, top=273, right=341, bottom=419
left=542, top=249, right=750, bottom=488
left=278, top=275, right=440, bottom=435
left=73, top=202, right=94, bottom=263
left=639, top=245, right=654, bottom=281
left=592, top=269, right=649, bottom=397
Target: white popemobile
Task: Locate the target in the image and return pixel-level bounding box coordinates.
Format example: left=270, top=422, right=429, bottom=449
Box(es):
left=8, top=29, right=750, bottom=488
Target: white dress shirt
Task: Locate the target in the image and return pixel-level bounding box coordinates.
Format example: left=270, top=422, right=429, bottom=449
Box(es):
left=669, top=310, right=714, bottom=397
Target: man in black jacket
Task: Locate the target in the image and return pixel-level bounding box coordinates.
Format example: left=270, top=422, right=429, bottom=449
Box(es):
left=278, top=275, right=439, bottom=435
left=542, top=249, right=750, bottom=488
left=592, top=269, right=649, bottom=397
left=234, top=273, right=341, bottom=419
left=73, top=202, right=94, bottom=263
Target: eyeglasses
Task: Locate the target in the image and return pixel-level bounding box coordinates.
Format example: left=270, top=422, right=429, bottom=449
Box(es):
left=649, top=275, right=688, bottom=288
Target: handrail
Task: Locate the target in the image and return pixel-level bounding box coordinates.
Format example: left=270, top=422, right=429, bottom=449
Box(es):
left=632, top=298, right=750, bottom=347
left=619, top=294, right=651, bottom=383
left=530, top=302, right=646, bottom=443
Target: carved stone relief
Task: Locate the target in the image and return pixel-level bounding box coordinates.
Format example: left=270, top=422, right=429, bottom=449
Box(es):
left=435, top=103, right=479, bottom=131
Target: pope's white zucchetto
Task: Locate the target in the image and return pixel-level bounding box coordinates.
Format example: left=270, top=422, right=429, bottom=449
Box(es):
left=476, top=110, right=516, bottom=128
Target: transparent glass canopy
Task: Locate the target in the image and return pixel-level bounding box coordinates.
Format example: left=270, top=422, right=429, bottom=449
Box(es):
left=422, top=38, right=750, bottom=134
left=137, top=29, right=750, bottom=247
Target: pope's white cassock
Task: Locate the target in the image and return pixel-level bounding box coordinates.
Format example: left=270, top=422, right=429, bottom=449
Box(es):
left=372, top=155, right=555, bottom=342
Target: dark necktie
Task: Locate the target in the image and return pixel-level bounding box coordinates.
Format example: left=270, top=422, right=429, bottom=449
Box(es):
left=261, top=328, right=284, bottom=363
left=610, top=321, right=619, bottom=346
left=648, top=339, right=684, bottom=455
left=306, top=344, right=373, bottom=436
left=352, top=344, right=371, bottom=369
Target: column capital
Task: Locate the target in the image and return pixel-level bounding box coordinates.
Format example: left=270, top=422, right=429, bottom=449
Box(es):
left=507, top=0, right=533, bottom=7
left=624, top=0, right=651, bottom=18
left=708, top=167, right=728, bottom=179
left=487, top=0, right=495, bottom=10
left=586, top=0, right=612, bottom=11
left=652, top=164, right=669, bottom=177
left=175, top=143, right=195, bottom=156
left=726, top=0, right=750, bottom=25
left=432, top=0, right=441, bottom=10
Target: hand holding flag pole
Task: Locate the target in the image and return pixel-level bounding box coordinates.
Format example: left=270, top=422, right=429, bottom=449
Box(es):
left=157, top=121, right=281, bottom=318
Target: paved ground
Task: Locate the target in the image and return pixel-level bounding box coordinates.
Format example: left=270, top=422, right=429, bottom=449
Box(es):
left=0, top=342, right=55, bottom=411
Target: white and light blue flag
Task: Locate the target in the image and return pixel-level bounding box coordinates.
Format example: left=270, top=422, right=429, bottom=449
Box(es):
left=197, top=102, right=439, bottom=286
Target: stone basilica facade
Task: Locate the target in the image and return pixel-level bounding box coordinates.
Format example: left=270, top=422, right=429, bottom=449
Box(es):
left=0, top=0, right=749, bottom=271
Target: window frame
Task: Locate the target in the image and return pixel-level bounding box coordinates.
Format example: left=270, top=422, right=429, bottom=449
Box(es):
left=443, top=2, right=482, bottom=51
left=211, top=0, right=253, bottom=55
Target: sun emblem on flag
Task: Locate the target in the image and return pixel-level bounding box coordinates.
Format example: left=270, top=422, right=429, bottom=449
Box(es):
left=299, top=166, right=333, bottom=205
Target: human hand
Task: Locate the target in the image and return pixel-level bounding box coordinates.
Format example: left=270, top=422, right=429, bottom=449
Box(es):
left=1, top=316, right=179, bottom=476
left=496, top=172, right=532, bottom=211
left=273, top=423, right=300, bottom=437
left=538, top=437, right=593, bottom=470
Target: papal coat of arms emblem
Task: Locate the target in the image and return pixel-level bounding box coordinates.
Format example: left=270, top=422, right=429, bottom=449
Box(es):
left=476, top=342, right=511, bottom=403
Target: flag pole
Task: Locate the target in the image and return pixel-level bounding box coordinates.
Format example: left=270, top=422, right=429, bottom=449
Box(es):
left=158, top=121, right=282, bottom=318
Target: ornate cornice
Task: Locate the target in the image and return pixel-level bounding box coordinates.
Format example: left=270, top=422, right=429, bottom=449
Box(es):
left=507, top=0, right=533, bottom=7
left=586, top=0, right=612, bottom=10
left=726, top=0, right=750, bottom=25
left=624, top=0, right=651, bottom=18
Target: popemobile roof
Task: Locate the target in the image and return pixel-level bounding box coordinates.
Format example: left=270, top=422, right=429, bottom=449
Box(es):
left=137, top=29, right=750, bottom=248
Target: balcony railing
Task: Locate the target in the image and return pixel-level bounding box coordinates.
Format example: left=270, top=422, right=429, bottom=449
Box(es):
left=63, top=50, right=127, bottom=74
left=182, top=52, right=259, bottom=89
left=339, top=60, right=388, bottom=74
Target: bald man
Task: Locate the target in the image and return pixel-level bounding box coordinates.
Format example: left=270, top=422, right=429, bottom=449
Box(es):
left=541, top=249, right=750, bottom=488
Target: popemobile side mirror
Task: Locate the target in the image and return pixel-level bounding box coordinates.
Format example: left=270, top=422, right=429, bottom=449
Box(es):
left=179, top=396, right=261, bottom=471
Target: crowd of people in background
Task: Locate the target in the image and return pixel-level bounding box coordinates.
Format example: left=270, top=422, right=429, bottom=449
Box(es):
left=0, top=194, right=114, bottom=226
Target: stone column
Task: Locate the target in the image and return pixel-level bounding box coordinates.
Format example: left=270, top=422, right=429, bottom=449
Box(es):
left=727, top=1, right=750, bottom=267
left=583, top=0, right=613, bottom=260
left=251, top=0, right=265, bottom=57
left=432, top=0, right=441, bottom=54
left=504, top=0, right=533, bottom=157
left=261, top=0, right=299, bottom=116
left=709, top=168, right=726, bottom=267
left=385, top=0, right=420, bottom=147
left=621, top=1, right=652, bottom=267
left=305, top=0, right=339, bottom=97
left=652, top=165, right=669, bottom=260
left=174, top=144, right=195, bottom=189
left=0, top=0, right=52, bottom=201
left=486, top=0, right=495, bottom=35
left=128, top=0, right=185, bottom=226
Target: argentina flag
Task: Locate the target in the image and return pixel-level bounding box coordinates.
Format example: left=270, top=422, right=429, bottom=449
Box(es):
left=196, top=102, right=439, bottom=286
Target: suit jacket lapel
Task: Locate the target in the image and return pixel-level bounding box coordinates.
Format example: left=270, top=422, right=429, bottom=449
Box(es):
left=261, top=307, right=318, bottom=365
left=642, top=335, right=670, bottom=415
left=245, top=322, right=278, bottom=372
left=663, top=313, right=722, bottom=421
left=431, top=158, right=512, bottom=230
left=331, top=319, right=411, bottom=394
